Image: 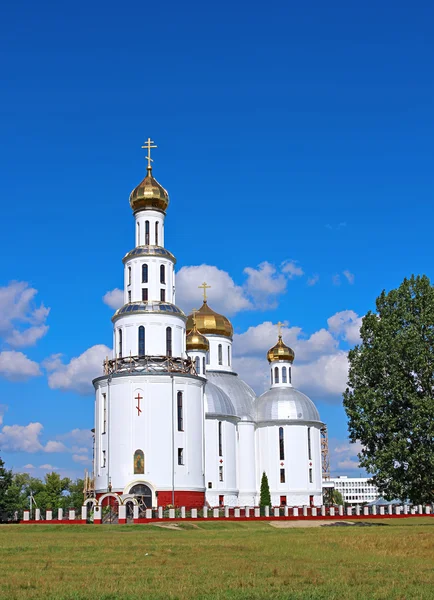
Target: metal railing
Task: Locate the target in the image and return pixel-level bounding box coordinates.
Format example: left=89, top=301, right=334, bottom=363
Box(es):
left=103, top=354, right=197, bottom=376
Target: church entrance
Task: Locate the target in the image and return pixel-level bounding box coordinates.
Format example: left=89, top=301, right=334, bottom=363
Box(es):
left=100, top=495, right=120, bottom=524
left=129, top=483, right=153, bottom=517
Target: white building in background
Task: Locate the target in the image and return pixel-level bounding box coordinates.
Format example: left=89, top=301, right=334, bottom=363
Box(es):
left=91, top=139, right=326, bottom=510
left=329, top=476, right=379, bottom=504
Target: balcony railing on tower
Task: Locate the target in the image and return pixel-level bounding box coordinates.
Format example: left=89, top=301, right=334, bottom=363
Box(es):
left=103, top=354, right=197, bottom=376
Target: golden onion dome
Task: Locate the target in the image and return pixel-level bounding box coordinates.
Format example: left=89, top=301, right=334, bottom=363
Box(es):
left=129, top=167, right=169, bottom=214
left=186, top=324, right=210, bottom=352
left=267, top=335, right=295, bottom=364
left=186, top=301, right=233, bottom=339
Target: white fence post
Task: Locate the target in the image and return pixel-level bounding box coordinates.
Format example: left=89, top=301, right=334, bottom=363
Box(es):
left=254, top=507, right=260, bottom=518
left=234, top=508, right=240, bottom=518
left=133, top=505, right=139, bottom=520
left=35, top=508, right=41, bottom=521
left=69, top=509, right=75, bottom=521
left=284, top=506, right=289, bottom=517
left=181, top=507, right=186, bottom=518
left=321, top=506, right=326, bottom=517
left=213, top=508, right=219, bottom=518
left=329, top=507, right=335, bottom=516
left=169, top=509, right=175, bottom=519
left=293, top=507, right=299, bottom=517
left=81, top=506, right=87, bottom=521
left=224, top=506, right=229, bottom=518
left=58, top=508, right=63, bottom=521
left=363, top=506, right=369, bottom=516
left=274, top=507, right=279, bottom=517
left=203, top=507, right=208, bottom=518
left=191, top=508, right=197, bottom=519
left=338, top=505, right=344, bottom=516
left=23, top=510, right=30, bottom=522
left=312, top=507, right=317, bottom=517
left=46, top=510, right=53, bottom=521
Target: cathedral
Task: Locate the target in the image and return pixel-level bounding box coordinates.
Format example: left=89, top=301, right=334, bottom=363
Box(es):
left=92, top=139, right=324, bottom=509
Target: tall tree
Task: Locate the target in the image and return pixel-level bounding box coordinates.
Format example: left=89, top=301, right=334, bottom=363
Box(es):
left=0, top=456, right=13, bottom=520
left=344, top=275, right=434, bottom=504
left=34, top=472, right=70, bottom=510
left=259, top=472, right=271, bottom=507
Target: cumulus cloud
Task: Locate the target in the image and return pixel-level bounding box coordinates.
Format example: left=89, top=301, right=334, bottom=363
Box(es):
left=103, top=288, right=124, bottom=310
left=0, top=404, right=7, bottom=426
left=57, top=428, right=93, bottom=448
left=327, top=310, right=363, bottom=344
left=294, top=351, right=349, bottom=397
left=329, top=439, right=364, bottom=476
left=0, top=281, right=50, bottom=347
left=307, top=274, right=319, bottom=286
left=343, top=270, right=355, bottom=285
left=281, top=261, right=304, bottom=279
left=72, top=454, right=91, bottom=464
left=44, top=440, right=68, bottom=453
left=0, top=422, right=45, bottom=452
left=0, top=351, right=41, bottom=381
left=243, top=262, right=288, bottom=309
left=44, top=344, right=111, bottom=395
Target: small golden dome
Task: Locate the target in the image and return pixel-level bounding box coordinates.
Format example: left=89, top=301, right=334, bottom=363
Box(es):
left=186, top=324, right=210, bottom=352
left=186, top=301, right=233, bottom=339
left=267, top=336, right=295, bottom=363
left=129, top=168, right=169, bottom=214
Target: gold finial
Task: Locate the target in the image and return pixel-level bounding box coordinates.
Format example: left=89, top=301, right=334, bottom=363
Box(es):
left=191, top=308, right=198, bottom=328
left=277, top=321, right=283, bottom=338
left=198, top=281, right=211, bottom=302
left=141, top=137, right=157, bottom=172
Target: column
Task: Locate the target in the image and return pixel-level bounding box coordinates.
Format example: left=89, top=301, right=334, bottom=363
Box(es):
left=118, top=505, right=127, bottom=524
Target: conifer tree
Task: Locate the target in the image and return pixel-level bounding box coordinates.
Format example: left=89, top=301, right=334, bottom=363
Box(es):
left=259, top=471, right=271, bottom=507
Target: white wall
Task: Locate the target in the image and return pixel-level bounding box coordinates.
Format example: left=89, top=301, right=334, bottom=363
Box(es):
left=124, top=257, right=175, bottom=305
left=135, top=209, right=165, bottom=247
left=237, top=420, right=257, bottom=506
left=206, top=335, right=233, bottom=372
left=205, top=417, right=238, bottom=506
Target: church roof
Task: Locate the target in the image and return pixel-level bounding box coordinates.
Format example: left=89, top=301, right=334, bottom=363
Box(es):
left=204, top=381, right=237, bottom=418
left=123, top=245, right=176, bottom=264
left=112, top=301, right=185, bottom=322
left=255, top=387, right=321, bottom=424
left=206, top=371, right=255, bottom=420
left=186, top=301, right=233, bottom=339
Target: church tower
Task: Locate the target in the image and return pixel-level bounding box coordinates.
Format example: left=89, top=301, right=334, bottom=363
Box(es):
left=93, top=139, right=206, bottom=509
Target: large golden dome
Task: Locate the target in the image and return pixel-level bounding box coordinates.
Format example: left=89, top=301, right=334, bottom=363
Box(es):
left=267, top=335, right=295, bottom=363
left=186, top=302, right=233, bottom=339
left=129, top=168, right=169, bottom=214
left=186, top=323, right=210, bottom=352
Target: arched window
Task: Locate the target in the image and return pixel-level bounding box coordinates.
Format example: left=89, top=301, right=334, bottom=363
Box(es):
left=137, top=222, right=140, bottom=245
left=138, top=326, right=145, bottom=356
left=177, top=391, right=183, bottom=431
left=289, top=367, right=292, bottom=384
left=218, top=344, right=222, bottom=365
left=279, top=427, right=285, bottom=460
left=218, top=421, right=223, bottom=456
left=195, top=356, right=200, bottom=374
left=282, top=366, right=287, bottom=383
left=155, top=221, right=159, bottom=245
left=142, top=264, right=148, bottom=283
left=118, top=329, right=122, bottom=358
left=206, top=351, right=210, bottom=365
left=227, top=346, right=231, bottom=366
left=145, top=220, right=150, bottom=245
left=270, top=368, right=273, bottom=385
left=307, top=427, right=312, bottom=460
left=166, top=327, right=172, bottom=357
left=133, top=449, right=144, bottom=475
left=274, top=366, right=279, bottom=384
left=160, top=265, right=165, bottom=284
left=128, top=266, right=131, bottom=285
left=203, top=357, right=206, bottom=374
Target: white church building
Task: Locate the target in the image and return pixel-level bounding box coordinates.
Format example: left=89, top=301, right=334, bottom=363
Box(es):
left=92, top=140, right=325, bottom=509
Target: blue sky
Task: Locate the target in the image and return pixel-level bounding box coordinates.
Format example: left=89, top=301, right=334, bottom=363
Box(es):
left=0, top=0, right=433, bottom=479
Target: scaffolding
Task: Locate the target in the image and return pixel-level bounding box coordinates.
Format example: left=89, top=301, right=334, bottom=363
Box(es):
left=320, top=426, right=330, bottom=481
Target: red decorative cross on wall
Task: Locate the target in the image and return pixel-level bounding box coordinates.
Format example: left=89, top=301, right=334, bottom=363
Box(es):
left=135, top=393, right=143, bottom=416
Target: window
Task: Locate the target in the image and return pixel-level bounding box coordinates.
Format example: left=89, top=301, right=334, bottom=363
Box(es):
left=195, top=356, right=200, bottom=374
left=218, top=421, right=223, bottom=457
left=219, top=495, right=224, bottom=507
left=282, top=366, right=287, bottom=383
left=227, top=346, right=231, bottom=366
left=203, top=357, right=206, bottom=374
left=128, top=290, right=131, bottom=303
left=177, top=392, right=183, bottom=431
left=270, top=368, right=273, bottom=385
left=208, top=482, right=212, bottom=489
left=160, top=264, right=165, bottom=284
left=137, top=222, right=140, bottom=245
left=279, top=427, right=285, bottom=460
left=218, top=344, right=222, bottom=365
left=142, top=288, right=148, bottom=301
left=206, top=351, right=210, bottom=365
left=178, top=448, right=184, bottom=465
left=289, top=367, right=292, bottom=384
left=102, top=393, right=107, bottom=434
left=102, top=450, right=106, bottom=468
left=138, top=326, right=145, bottom=356
left=309, top=468, right=313, bottom=483
left=280, top=496, right=287, bottom=506
left=166, top=327, right=172, bottom=357
left=155, top=221, right=159, bottom=245
left=219, top=465, right=223, bottom=482
left=145, top=220, right=150, bottom=245
left=160, top=289, right=166, bottom=302
left=274, top=366, right=279, bottom=384
left=134, top=449, right=144, bottom=475
left=280, top=468, right=285, bottom=483
left=118, top=329, right=122, bottom=358
left=128, top=266, right=131, bottom=285
left=308, top=427, right=312, bottom=460
left=142, top=264, right=148, bottom=283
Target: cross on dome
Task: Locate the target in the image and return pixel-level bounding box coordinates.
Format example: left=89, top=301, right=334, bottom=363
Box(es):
left=141, top=137, right=157, bottom=172
left=277, top=321, right=283, bottom=338
left=198, top=281, right=211, bottom=302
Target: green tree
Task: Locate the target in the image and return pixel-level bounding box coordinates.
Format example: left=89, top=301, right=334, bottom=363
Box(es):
left=343, top=275, right=434, bottom=504
left=259, top=472, right=271, bottom=507
left=64, top=478, right=85, bottom=510
left=34, top=472, right=70, bottom=510
left=323, top=488, right=344, bottom=506
left=0, top=456, right=13, bottom=520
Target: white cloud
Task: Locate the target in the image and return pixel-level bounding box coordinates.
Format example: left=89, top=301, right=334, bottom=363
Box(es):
left=307, top=274, right=319, bottom=286
left=0, top=404, right=7, bottom=426
left=0, top=281, right=50, bottom=347
left=243, top=262, right=288, bottom=308
left=58, top=428, right=93, bottom=448
left=294, top=351, right=349, bottom=398
left=332, top=274, right=341, bottom=286
left=0, top=422, right=45, bottom=452
left=39, top=464, right=58, bottom=470
left=103, top=288, right=124, bottom=310
left=327, top=310, right=363, bottom=344
left=281, top=260, right=304, bottom=279
left=23, top=464, right=35, bottom=469
left=45, top=344, right=111, bottom=395
left=72, top=454, right=91, bottom=464
left=44, top=440, right=68, bottom=453
left=0, top=351, right=41, bottom=381
left=343, top=270, right=355, bottom=285
left=176, top=265, right=252, bottom=316
left=329, top=439, right=364, bottom=476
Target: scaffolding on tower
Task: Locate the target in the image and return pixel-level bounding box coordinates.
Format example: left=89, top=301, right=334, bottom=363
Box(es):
left=320, top=425, right=330, bottom=481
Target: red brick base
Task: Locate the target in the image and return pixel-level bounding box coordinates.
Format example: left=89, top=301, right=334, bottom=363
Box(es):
left=157, top=490, right=205, bottom=508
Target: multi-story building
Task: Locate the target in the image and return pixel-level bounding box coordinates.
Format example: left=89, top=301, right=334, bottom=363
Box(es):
left=329, top=476, right=379, bottom=504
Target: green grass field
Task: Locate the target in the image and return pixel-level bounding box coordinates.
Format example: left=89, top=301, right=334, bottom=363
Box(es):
left=1, top=519, right=433, bottom=600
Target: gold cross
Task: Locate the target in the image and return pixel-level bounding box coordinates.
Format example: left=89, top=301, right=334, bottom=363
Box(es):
left=198, top=281, right=211, bottom=302
left=141, top=137, right=157, bottom=170
left=191, top=308, right=198, bottom=327
left=277, top=321, right=283, bottom=337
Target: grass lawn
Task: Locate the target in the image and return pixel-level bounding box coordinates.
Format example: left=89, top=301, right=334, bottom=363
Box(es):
left=1, top=519, right=433, bottom=600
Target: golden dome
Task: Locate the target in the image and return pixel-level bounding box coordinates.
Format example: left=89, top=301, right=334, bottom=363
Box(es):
left=129, top=168, right=169, bottom=214
left=267, top=336, right=295, bottom=363
left=186, top=323, right=210, bottom=352
left=186, top=301, right=233, bottom=339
